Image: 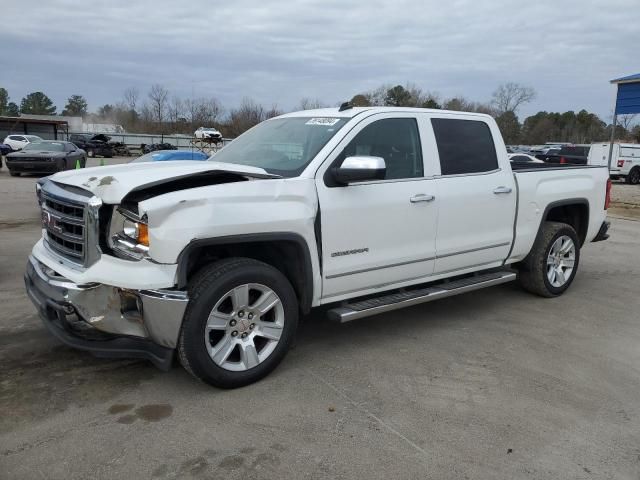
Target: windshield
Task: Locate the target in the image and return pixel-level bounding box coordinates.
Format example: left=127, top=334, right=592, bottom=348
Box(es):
left=23, top=141, right=65, bottom=152
left=210, top=117, right=349, bottom=176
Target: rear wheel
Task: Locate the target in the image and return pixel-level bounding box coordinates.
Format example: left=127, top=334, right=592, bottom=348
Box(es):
left=626, top=167, right=640, bottom=185
left=178, top=258, right=299, bottom=388
left=518, top=221, right=580, bottom=297
left=9, top=170, right=19, bottom=177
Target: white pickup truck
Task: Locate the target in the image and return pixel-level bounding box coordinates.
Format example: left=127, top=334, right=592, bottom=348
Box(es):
left=26, top=106, right=611, bottom=388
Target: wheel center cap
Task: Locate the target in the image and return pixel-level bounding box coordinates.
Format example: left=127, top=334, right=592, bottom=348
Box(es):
left=236, top=318, right=251, bottom=333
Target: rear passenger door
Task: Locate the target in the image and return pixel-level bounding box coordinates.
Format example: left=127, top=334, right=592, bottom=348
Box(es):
left=430, top=117, right=516, bottom=274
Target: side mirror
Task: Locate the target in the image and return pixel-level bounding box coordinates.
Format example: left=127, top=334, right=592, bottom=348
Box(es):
left=332, top=156, right=386, bottom=185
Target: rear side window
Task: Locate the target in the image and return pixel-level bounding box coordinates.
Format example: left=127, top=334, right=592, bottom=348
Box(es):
left=431, top=119, right=498, bottom=175
left=10, top=135, right=25, bottom=141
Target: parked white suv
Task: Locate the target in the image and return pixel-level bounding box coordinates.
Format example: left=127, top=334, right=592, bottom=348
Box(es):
left=589, top=142, right=640, bottom=184
left=26, top=107, right=611, bottom=388
left=3, top=134, right=43, bottom=151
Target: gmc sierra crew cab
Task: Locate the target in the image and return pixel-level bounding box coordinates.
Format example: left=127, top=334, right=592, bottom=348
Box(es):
left=25, top=106, right=611, bottom=388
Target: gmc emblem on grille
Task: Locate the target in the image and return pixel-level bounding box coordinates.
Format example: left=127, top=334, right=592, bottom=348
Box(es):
left=42, top=211, right=63, bottom=234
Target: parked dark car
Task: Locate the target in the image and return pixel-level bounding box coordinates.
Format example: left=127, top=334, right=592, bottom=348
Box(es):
left=542, top=145, right=591, bottom=165
left=69, top=133, right=114, bottom=158
left=5, top=140, right=86, bottom=177
left=533, top=147, right=561, bottom=162
left=141, top=142, right=178, bottom=154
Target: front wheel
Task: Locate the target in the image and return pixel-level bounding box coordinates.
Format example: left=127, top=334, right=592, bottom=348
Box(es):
left=9, top=170, right=19, bottom=177
left=178, top=258, right=299, bottom=388
left=518, top=221, right=580, bottom=297
left=87, top=149, right=95, bottom=158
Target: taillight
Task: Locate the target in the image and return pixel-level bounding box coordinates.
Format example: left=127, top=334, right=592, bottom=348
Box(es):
left=560, top=156, right=567, bottom=164
left=605, top=178, right=612, bottom=210
left=617, top=160, right=625, bottom=168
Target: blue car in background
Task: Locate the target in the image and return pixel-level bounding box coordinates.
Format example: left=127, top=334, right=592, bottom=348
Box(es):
left=130, top=150, right=209, bottom=163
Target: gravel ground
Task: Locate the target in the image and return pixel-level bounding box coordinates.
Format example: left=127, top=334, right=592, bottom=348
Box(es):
left=609, top=180, right=640, bottom=218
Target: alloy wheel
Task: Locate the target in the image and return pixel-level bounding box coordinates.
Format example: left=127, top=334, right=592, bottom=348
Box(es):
left=546, top=235, right=576, bottom=287
left=204, top=283, right=285, bottom=372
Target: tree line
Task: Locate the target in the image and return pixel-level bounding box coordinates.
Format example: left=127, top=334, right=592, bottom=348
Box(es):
left=1, top=83, right=638, bottom=144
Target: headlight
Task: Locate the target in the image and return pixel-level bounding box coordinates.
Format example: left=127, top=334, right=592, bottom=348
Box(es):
left=122, top=218, right=149, bottom=246
left=109, top=207, right=150, bottom=260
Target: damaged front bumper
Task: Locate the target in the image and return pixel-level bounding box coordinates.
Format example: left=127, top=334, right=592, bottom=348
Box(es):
left=24, top=255, right=188, bottom=370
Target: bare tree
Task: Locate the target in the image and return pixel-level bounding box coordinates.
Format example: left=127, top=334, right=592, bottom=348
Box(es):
left=148, top=84, right=169, bottom=127
left=120, top=87, right=140, bottom=131
left=618, top=114, right=638, bottom=137
left=168, top=96, right=184, bottom=129
left=265, top=104, right=283, bottom=119
left=491, top=82, right=536, bottom=114
left=298, top=98, right=325, bottom=110
left=227, top=98, right=265, bottom=137
left=123, top=87, right=139, bottom=112
left=185, top=97, right=224, bottom=130
left=139, top=102, right=154, bottom=126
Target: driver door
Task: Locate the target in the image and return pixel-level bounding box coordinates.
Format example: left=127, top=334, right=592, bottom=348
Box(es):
left=315, top=113, right=439, bottom=300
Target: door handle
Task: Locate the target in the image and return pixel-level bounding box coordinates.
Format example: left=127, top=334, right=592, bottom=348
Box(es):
left=410, top=194, right=435, bottom=203
left=493, top=186, right=512, bottom=194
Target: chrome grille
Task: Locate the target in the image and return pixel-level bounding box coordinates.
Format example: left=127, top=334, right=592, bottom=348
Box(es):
left=42, top=194, right=86, bottom=262
left=40, top=181, right=101, bottom=267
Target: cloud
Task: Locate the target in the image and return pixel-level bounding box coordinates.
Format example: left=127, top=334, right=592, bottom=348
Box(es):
left=2, top=0, right=638, bottom=120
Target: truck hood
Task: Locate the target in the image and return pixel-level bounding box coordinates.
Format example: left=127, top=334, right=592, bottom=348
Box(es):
left=49, top=160, right=277, bottom=203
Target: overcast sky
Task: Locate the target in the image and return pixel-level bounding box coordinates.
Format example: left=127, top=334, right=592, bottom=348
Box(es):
left=2, top=0, right=639, bottom=121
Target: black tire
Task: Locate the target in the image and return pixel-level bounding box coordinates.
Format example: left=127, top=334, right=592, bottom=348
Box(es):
left=626, top=167, right=640, bottom=185
left=518, top=221, right=580, bottom=297
left=81, top=157, right=87, bottom=168
left=178, top=258, right=299, bottom=388
left=9, top=170, right=19, bottom=177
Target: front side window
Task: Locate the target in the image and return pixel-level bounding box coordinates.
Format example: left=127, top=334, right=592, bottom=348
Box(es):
left=338, top=118, right=423, bottom=180
left=432, top=118, right=498, bottom=175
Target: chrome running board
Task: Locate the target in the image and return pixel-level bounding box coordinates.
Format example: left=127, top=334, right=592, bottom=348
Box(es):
left=327, top=270, right=517, bottom=323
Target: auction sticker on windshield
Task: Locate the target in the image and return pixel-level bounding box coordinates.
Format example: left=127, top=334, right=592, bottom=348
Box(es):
left=306, top=118, right=341, bottom=126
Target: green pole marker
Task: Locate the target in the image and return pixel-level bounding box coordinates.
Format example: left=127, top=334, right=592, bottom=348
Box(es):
left=100, top=157, right=104, bottom=167
left=75, top=158, right=81, bottom=169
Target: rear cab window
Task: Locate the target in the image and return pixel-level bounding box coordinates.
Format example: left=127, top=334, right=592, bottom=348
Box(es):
left=431, top=118, right=498, bottom=175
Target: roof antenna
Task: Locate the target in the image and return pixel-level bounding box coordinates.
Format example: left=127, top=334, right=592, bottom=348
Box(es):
left=338, top=101, right=353, bottom=112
